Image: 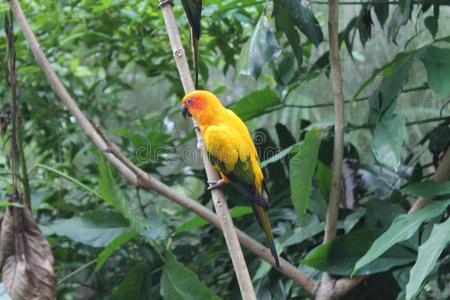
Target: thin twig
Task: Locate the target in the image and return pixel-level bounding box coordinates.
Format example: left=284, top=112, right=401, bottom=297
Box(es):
left=315, top=0, right=346, bottom=298
left=260, top=85, right=428, bottom=116
left=158, top=1, right=257, bottom=298
left=7, top=0, right=317, bottom=295
left=5, top=11, right=21, bottom=203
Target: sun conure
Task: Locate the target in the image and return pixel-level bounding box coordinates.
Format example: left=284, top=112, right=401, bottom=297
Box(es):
left=181, top=0, right=202, bottom=88
left=181, top=90, right=280, bottom=267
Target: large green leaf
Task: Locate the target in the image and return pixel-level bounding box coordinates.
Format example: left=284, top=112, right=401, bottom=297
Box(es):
left=368, top=52, right=416, bottom=124
left=160, top=251, right=222, bottom=300
left=353, top=199, right=450, bottom=273
left=371, top=113, right=406, bottom=171
left=402, top=180, right=450, bottom=197
left=98, top=156, right=151, bottom=236
left=46, top=210, right=129, bottom=247
left=373, top=0, right=389, bottom=27
left=289, top=129, right=322, bottom=225
left=96, top=230, right=138, bottom=270
left=302, top=230, right=416, bottom=275
left=112, top=264, right=153, bottom=300
left=240, top=12, right=280, bottom=78
left=229, top=88, right=280, bottom=120
left=279, top=0, right=323, bottom=46
left=406, top=217, right=450, bottom=300
left=274, top=1, right=302, bottom=67
left=420, top=46, right=450, bottom=99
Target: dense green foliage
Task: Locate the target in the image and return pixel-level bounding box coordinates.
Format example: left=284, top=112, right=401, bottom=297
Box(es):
left=0, top=0, right=450, bottom=299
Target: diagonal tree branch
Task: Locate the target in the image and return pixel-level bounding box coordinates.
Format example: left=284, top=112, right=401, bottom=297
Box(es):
left=159, top=1, right=256, bottom=298
left=7, top=0, right=318, bottom=295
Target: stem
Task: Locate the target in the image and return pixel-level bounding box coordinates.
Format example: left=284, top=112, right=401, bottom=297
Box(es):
left=406, top=116, right=450, bottom=126
left=58, top=259, right=97, bottom=284
left=158, top=1, right=256, bottom=298
left=315, top=0, right=345, bottom=298
left=8, top=0, right=317, bottom=295
left=324, top=0, right=345, bottom=249
left=5, top=11, right=21, bottom=203
left=18, top=127, right=31, bottom=207
left=36, top=163, right=103, bottom=199
left=260, top=85, right=428, bottom=116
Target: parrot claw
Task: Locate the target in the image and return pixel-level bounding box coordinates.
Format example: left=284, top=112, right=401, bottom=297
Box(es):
left=207, top=179, right=226, bottom=190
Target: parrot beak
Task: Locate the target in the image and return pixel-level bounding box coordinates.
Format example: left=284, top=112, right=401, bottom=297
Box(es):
left=181, top=104, right=191, bottom=118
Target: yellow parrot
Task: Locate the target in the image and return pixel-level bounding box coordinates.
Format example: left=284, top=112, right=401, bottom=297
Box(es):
left=181, top=90, right=280, bottom=267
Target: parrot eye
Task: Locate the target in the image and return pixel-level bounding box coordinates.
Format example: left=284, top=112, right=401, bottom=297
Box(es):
left=186, top=98, right=193, bottom=106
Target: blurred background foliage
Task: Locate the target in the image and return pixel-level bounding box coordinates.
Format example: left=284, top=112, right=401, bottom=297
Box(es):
left=0, top=0, right=450, bottom=299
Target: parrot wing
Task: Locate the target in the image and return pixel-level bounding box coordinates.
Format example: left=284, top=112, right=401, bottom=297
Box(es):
left=204, top=124, right=280, bottom=267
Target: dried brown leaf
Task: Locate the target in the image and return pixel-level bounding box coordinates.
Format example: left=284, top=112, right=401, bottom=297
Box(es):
left=1, top=206, right=56, bottom=300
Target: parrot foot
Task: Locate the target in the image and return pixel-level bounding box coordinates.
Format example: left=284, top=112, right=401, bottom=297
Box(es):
left=207, top=179, right=226, bottom=190
left=158, top=0, right=173, bottom=7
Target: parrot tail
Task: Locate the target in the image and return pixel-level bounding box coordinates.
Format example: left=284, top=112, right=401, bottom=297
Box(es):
left=251, top=203, right=280, bottom=268
left=190, top=29, right=200, bottom=89
left=226, top=176, right=280, bottom=267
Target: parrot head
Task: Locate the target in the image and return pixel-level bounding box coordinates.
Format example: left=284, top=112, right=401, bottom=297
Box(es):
left=181, top=90, right=224, bottom=124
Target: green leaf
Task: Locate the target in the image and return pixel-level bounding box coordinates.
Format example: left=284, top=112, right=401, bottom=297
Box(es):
left=302, top=230, right=416, bottom=275
left=280, top=0, right=324, bottom=46
left=316, top=161, right=332, bottom=201
left=420, top=46, right=450, bottom=99
left=160, top=251, right=222, bottom=300
left=289, top=128, right=322, bottom=224
left=177, top=206, right=252, bottom=233
left=47, top=210, right=129, bottom=247
left=96, top=230, right=138, bottom=270
left=240, top=12, right=280, bottom=78
left=371, top=114, right=406, bottom=171
left=368, top=52, right=416, bottom=124
left=406, top=218, right=450, bottom=300
left=402, top=180, right=450, bottom=197
left=343, top=208, right=366, bottom=233
left=0, top=201, right=23, bottom=208
left=98, top=156, right=150, bottom=235
left=424, top=16, right=438, bottom=38
left=229, top=89, right=280, bottom=120
left=353, top=199, right=450, bottom=274
left=373, top=0, right=389, bottom=27
left=275, top=123, right=296, bottom=149
left=282, top=219, right=324, bottom=247
left=274, top=1, right=302, bottom=67
left=112, top=264, right=153, bottom=300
